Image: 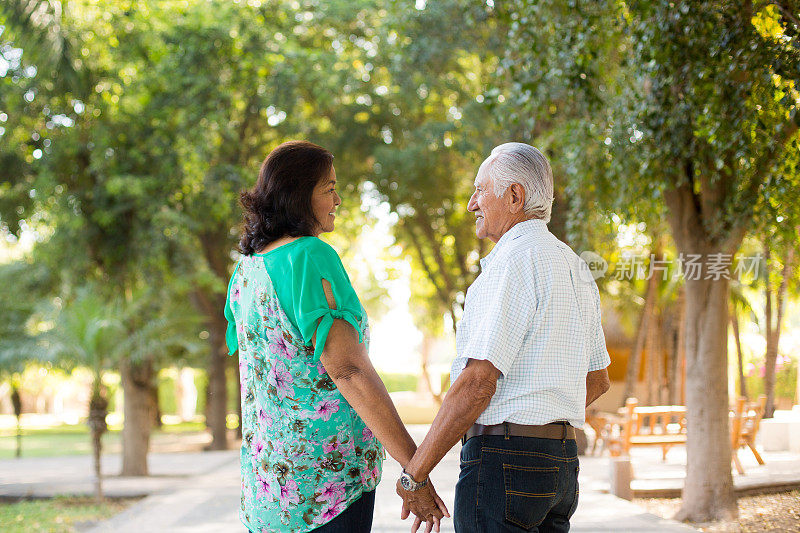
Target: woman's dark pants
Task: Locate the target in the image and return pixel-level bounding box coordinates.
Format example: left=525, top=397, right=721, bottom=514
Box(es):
left=454, top=435, right=579, bottom=532
left=251, top=490, right=375, bottom=533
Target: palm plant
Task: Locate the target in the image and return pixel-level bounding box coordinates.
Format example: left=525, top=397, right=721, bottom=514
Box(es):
left=38, top=287, right=124, bottom=501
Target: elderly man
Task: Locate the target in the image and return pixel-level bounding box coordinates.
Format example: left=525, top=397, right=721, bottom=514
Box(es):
left=397, top=143, right=611, bottom=533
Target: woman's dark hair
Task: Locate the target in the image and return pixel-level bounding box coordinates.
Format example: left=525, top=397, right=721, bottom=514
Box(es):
left=239, top=140, right=334, bottom=255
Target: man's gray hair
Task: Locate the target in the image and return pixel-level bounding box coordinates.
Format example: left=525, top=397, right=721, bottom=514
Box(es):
left=477, top=142, right=554, bottom=222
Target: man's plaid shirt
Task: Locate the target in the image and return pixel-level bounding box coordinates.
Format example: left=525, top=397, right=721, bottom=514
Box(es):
left=451, top=218, right=611, bottom=428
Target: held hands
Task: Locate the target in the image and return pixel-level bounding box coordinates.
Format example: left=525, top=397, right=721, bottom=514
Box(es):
left=396, top=478, right=451, bottom=533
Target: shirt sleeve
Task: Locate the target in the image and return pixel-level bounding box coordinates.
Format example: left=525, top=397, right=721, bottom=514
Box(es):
left=587, top=283, right=611, bottom=371
left=224, top=261, right=241, bottom=356
left=460, top=255, right=536, bottom=376
left=289, top=239, right=366, bottom=362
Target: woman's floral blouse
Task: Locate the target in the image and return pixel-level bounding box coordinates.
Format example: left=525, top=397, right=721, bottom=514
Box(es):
left=224, top=237, right=384, bottom=533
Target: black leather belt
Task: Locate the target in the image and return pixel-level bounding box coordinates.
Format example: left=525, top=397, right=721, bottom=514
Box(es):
left=463, top=422, right=575, bottom=444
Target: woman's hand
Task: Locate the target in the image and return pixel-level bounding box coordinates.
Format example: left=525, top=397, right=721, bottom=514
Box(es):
left=396, top=479, right=450, bottom=533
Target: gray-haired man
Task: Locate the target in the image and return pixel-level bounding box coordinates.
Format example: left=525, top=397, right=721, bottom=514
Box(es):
left=397, top=143, right=611, bottom=532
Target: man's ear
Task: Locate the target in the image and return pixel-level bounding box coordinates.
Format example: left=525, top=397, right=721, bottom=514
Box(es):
left=507, top=183, right=526, bottom=213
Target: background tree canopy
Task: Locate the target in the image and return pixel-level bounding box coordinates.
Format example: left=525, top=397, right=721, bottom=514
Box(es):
left=1, top=0, right=799, bottom=520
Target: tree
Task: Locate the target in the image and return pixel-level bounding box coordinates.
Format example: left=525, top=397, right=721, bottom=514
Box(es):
left=1, top=0, right=231, bottom=453
left=114, top=290, right=204, bottom=475
left=752, top=148, right=800, bottom=416
left=757, top=227, right=798, bottom=417
left=0, top=259, right=54, bottom=458
left=611, top=2, right=798, bottom=520
left=39, top=287, right=122, bottom=501
left=501, top=0, right=800, bottom=521
left=359, top=1, right=503, bottom=336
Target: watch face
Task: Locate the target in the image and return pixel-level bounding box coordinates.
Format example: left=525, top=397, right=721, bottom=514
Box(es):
left=401, top=475, right=412, bottom=490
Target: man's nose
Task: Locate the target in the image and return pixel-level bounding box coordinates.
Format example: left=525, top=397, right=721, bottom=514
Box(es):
left=467, top=192, right=478, bottom=211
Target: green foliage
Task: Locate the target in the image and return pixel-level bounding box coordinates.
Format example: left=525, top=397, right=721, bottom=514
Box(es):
left=194, top=371, right=208, bottom=416
left=498, top=0, right=800, bottom=251
left=0, top=259, right=54, bottom=376
left=0, top=421, right=208, bottom=459
left=32, top=284, right=204, bottom=391
left=0, top=424, right=116, bottom=459
left=0, top=495, right=135, bottom=533
left=356, top=0, right=505, bottom=333
left=744, top=357, right=798, bottom=400
left=0, top=0, right=503, bottom=346
left=36, top=287, right=124, bottom=381
left=377, top=372, right=417, bottom=393
left=156, top=373, right=178, bottom=416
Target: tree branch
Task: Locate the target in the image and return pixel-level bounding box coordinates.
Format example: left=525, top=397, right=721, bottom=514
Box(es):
left=415, top=209, right=457, bottom=297
left=663, top=161, right=705, bottom=251
left=726, top=120, right=799, bottom=251
left=403, top=223, right=452, bottom=312
left=772, top=1, right=800, bottom=30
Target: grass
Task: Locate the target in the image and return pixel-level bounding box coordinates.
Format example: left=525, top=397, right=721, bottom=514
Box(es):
left=0, top=421, right=207, bottom=459
left=0, top=495, right=139, bottom=533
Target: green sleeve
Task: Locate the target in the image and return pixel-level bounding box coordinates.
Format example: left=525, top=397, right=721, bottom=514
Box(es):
left=224, top=261, right=241, bottom=356
left=289, top=239, right=365, bottom=362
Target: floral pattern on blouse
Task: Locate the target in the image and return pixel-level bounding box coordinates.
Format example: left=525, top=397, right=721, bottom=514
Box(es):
left=227, top=255, right=383, bottom=533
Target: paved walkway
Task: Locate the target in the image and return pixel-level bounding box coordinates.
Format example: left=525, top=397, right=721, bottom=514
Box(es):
left=0, top=425, right=694, bottom=532
left=6, top=439, right=794, bottom=531
left=4, top=427, right=798, bottom=531
left=625, top=446, right=800, bottom=498
left=0, top=449, right=234, bottom=499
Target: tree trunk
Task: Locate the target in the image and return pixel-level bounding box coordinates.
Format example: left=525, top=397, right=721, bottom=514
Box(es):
left=763, top=246, right=793, bottom=418
left=120, top=357, right=154, bottom=476
left=418, top=335, right=443, bottom=404
left=665, top=178, right=740, bottom=520
left=151, top=379, right=162, bottom=429
left=665, top=289, right=685, bottom=405
left=645, top=309, right=664, bottom=405
left=621, top=261, right=658, bottom=407
left=730, top=310, right=747, bottom=400
left=92, top=427, right=103, bottom=502
left=670, top=288, right=686, bottom=406
left=675, top=276, right=737, bottom=521
left=205, top=311, right=230, bottom=450
left=196, top=233, right=236, bottom=451
left=87, top=385, right=108, bottom=503
left=11, top=385, right=22, bottom=458
left=191, top=285, right=230, bottom=451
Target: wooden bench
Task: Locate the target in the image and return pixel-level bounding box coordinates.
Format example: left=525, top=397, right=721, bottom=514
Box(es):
left=606, top=396, right=767, bottom=473
left=611, top=398, right=687, bottom=460
left=730, top=395, right=767, bottom=475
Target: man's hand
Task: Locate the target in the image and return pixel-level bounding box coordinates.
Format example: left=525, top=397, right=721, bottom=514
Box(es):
left=396, top=478, right=450, bottom=533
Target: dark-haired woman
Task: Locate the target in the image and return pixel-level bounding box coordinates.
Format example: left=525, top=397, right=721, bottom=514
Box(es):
left=224, top=141, right=448, bottom=533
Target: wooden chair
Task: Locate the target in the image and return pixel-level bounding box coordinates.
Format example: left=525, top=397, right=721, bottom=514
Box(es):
left=586, top=409, right=624, bottom=456
left=612, top=398, right=687, bottom=460
left=730, top=395, right=766, bottom=475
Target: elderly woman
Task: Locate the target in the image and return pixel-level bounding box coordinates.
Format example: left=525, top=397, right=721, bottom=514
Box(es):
left=224, top=141, right=447, bottom=533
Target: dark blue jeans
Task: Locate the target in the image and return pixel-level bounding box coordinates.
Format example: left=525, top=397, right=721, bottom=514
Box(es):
left=248, top=490, right=374, bottom=533
left=454, top=435, right=579, bottom=532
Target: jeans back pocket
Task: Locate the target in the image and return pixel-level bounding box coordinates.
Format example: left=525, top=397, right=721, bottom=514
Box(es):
left=502, top=464, right=560, bottom=530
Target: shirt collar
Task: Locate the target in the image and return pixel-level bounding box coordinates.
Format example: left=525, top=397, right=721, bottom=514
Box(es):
left=479, top=218, right=549, bottom=270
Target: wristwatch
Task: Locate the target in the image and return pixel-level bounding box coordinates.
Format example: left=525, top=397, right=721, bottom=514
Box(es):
left=399, top=469, right=428, bottom=491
